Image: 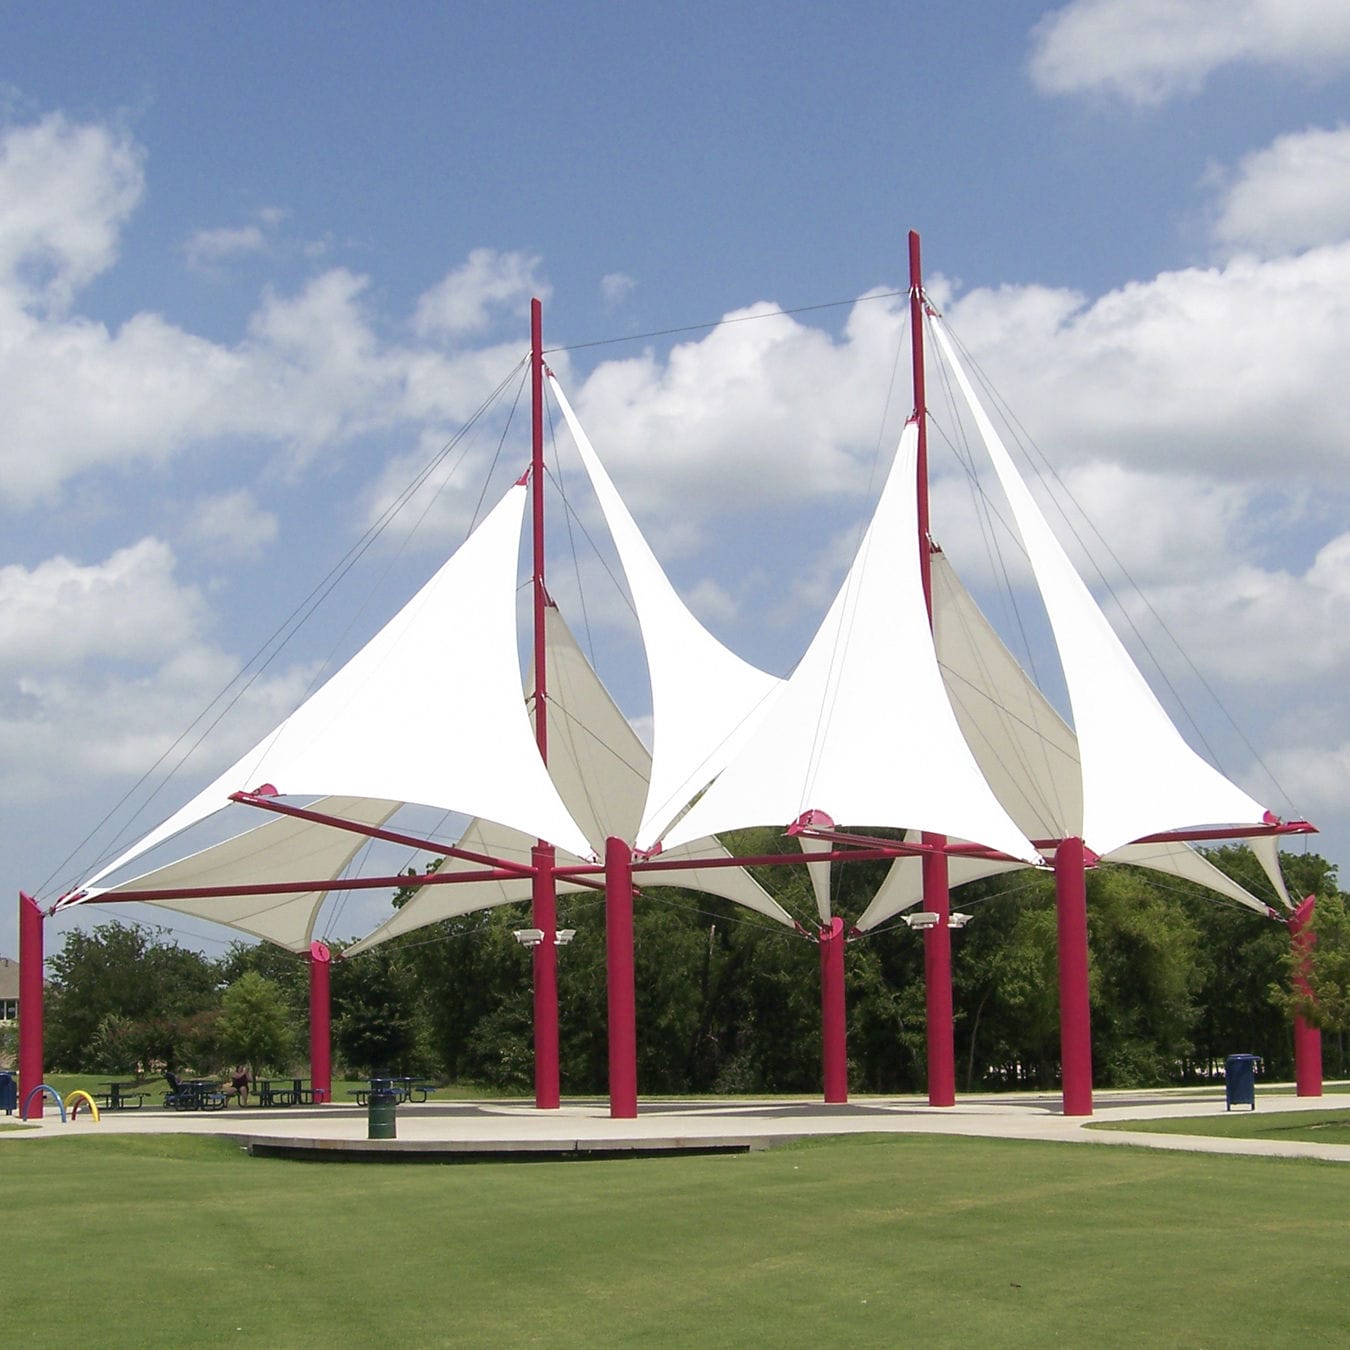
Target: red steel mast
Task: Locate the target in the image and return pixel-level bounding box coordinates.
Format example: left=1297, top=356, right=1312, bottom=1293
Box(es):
left=530, top=299, right=561, bottom=1109
left=909, top=231, right=957, bottom=1107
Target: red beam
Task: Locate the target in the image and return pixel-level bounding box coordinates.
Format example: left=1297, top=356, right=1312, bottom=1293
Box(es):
left=69, top=865, right=540, bottom=905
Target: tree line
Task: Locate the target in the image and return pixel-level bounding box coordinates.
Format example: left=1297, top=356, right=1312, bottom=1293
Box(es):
left=21, top=842, right=1348, bottom=1092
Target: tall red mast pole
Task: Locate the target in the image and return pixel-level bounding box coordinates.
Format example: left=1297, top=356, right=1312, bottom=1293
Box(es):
left=530, top=298, right=561, bottom=1110
left=909, top=230, right=957, bottom=1107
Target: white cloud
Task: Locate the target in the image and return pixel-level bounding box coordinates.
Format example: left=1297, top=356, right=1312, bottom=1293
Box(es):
left=184, top=224, right=266, bottom=269
left=1263, top=734, right=1350, bottom=822
left=0, top=539, right=315, bottom=807
left=1030, top=0, right=1350, bottom=105
left=0, top=650, right=315, bottom=807
left=569, top=294, right=909, bottom=523
left=412, top=248, right=548, bottom=338
left=188, top=490, right=280, bottom=562
left=0, top=255, right=524, bottom=507
left=602, top=272, right=636, bottom=307
left=939, top=244, right=1350, bottom=479
left=1211, top=125, right=1350, bottom=255
left=1123, top=529, right=1350, bottom=685
left=0, top=302, right=248, bottom=506
left=0, top=111, right=143, bottom=314
left=0, top=540, right=207, bottom=670
left=361, top=434, right=502, bottom=550
left=0, top=115, right=551, bottom=507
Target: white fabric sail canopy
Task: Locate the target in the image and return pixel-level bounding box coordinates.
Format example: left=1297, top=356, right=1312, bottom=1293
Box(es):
left=854, top=548, right=1281, bottom=931
left=855, top=853, right=1024, bottom=932
left=548, top=374, right=785, bottom=851
left=929, top=315, right=1271, bottom=859
left=61, top=797, right=401, bottom=950
left=346, top=606, right=795, bottom=954
left=855, top=836, right=1272, bottom=932
left=932, top=553, right=1081, bottom=843
left=73, top=483, right=593, bottom=898
left=660, top=421, right=1039, bottom=862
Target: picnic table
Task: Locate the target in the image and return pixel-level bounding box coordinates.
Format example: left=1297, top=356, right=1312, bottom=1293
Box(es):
left=350, top=1077, right=435, bottom=1105
left=97, top=1079, right=146, bottom=1110
left=255, top=1077, right=316, bottom=1107
left=166, top=1077, right=228, bottom=1111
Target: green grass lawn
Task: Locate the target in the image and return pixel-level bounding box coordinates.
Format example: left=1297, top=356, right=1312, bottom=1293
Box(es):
left=2, top=1132, right=1347, bottom=1347
left=1091, top=1106, right=1350, bottom=1145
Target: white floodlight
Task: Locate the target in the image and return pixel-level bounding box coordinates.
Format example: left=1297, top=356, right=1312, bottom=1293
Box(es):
left=903, top=911, right=941, bottom=931
left=555, top=928, right=576, bottom=946
left=948, top=913, right=973, bottom=929
left=512, top=928, right=545, bottom=948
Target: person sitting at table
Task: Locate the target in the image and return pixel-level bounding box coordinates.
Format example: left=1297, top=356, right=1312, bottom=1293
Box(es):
left=225, top=1065, right=250, bottom=1106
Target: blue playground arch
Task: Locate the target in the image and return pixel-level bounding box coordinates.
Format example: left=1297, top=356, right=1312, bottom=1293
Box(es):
left=21, top=1084, right=66, bottom=1122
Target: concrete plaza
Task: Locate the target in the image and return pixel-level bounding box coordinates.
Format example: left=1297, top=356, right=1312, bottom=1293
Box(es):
left=5, top=1084, right=1348, bottom=1164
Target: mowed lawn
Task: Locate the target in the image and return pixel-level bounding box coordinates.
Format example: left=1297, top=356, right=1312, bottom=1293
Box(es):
left=3, top=1132, right=1347, bottom=1347
left=1092, top=1105, right=1350, bottom=1145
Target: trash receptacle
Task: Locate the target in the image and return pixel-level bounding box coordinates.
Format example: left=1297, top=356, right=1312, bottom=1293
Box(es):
left=1224, top=1054, right=1260, bottom=1111
left=367, top=1078, right=397, bottom=1140
left=0, top=1071, right=16, bottom=1116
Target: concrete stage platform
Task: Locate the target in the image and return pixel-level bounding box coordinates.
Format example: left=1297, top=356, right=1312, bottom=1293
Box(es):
left=4, top=1086, right=1349, bottom=1165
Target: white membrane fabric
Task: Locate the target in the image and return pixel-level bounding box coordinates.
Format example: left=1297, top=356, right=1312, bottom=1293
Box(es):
left=347, top=606, right=794, bottom=954
left=74, top=484, right=593, bottom=896
left=64, top=796, right=400, bottom=950
left=660, top=421, right=1039, bottom=862
left=548, top=374, right=785, bottom=851
left=929, top=315, right=1269, bottom=858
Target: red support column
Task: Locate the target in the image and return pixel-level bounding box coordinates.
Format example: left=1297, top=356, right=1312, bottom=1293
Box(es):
left=528, top=299, right=563, bottom=1112
left=532, top=843, right=561, bottom=1110
left=605, top=837, right=638, bottom=1119
left=909, top=233, right=957, bottom=1109
left=308, top=940, right=332, bottom=1104
left=819, top=917, right=848, bottom=1103
left=1289, top=896, right=1323, bottom=1098
left=1054, top=838, right=1094, bottom=1116
left=922, top=842, right=956, bottom=1107
left=19, top=892, right=44, bottom=1119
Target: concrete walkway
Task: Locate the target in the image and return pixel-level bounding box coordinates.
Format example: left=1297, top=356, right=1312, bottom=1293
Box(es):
left=4, top=1085, right=1348, bottom=1164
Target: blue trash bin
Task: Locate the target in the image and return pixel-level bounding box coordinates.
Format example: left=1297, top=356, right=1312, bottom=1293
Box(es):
left=1224, top=1054, right=1260, bottom=1111
left=0, top=1071, right=16, bottom=1115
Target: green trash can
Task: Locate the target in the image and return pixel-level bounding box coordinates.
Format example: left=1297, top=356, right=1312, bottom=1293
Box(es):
left=367, top=1078, right=397, bottom=1139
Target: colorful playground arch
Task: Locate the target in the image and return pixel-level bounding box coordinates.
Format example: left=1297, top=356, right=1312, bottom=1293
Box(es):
left=65, top=1089, right=100, bottom=1122
left=21, top=1084, right=65, bottom=1121
left=18, top=1085, right=102, bottom=1123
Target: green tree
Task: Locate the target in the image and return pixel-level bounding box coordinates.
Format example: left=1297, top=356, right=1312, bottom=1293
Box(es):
left=217, top=971, right=296, bottom=1077
left=1086, top=866, right=1204, bottom=1086
left=46, top=921, right=222, bottom=1072
left=938, top=869, right=1069, bottom=1090
left=1281, top=889, right=1350, bottom=1078
left=331, top=944, right=423, bottom=1076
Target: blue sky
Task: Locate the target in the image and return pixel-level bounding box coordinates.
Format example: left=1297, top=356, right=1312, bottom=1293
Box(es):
left=5, top=0, right=1350, bottom=957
